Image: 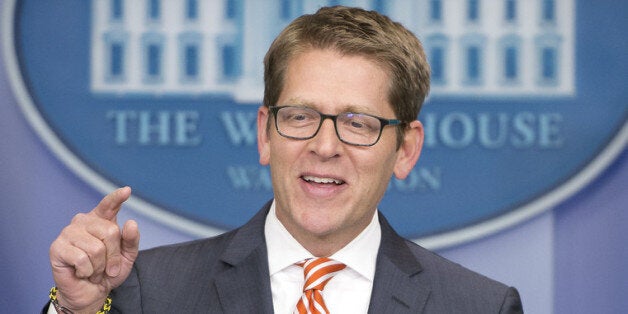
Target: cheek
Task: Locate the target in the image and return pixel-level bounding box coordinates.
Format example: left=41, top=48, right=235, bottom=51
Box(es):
left=263, top=131, right=286, bottom=165
left=357, top=151, right=398, bottom=187
left=362, top=154, right=396, bottom=193
left=359, top=144, right=398, bottom=170
left=268, top=142, right=297, bottom=177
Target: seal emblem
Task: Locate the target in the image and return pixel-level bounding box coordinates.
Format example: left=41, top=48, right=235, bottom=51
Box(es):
left=4, top=0, right=626, bottom=248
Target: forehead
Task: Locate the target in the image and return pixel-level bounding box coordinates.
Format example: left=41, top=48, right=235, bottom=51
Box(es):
left=279, top=49, right=393, bottom=115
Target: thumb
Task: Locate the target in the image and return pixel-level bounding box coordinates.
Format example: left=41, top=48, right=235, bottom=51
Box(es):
left=105, top=219, right=139, bottom=278
left=121, top=219, right=140, bottom=261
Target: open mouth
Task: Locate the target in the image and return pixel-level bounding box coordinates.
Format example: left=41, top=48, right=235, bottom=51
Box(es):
left=302, top=175, right=344, bottom=185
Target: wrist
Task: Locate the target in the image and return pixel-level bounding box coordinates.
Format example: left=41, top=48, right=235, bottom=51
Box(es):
left=49, top=287, right=112, bottom=314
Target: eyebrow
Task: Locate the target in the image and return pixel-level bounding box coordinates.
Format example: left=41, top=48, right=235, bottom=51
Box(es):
left=281, top=98, right=381, bottom=116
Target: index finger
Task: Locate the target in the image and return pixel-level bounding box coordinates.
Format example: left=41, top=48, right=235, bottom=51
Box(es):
left=92, top=186, right=132, bottom=221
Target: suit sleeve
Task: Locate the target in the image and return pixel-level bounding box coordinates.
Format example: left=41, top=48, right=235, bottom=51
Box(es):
left=109, top=264, right=143, bottom=313
left=499, top=287, right=524, bottom=314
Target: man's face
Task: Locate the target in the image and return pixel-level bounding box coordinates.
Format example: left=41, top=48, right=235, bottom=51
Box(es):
left=257, top=49, right=423, bottom=251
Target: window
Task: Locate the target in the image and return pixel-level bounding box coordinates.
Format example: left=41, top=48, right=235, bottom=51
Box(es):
left=110, top=0, right=123, bottom=21
left=504, top=46, right=518, bottom=80
left=535, top=34, right=561, bottom=85
left=280, top=0, right=303, bottom=20
left=466, top=46, right=481, bottom=80
left=431, top=47, right=445, bottom=83
left=185, top=45, right=199, bottom=78
left=186, top=0, right=198, bottom=21
left=280, top=0, right=292, bottom=20
left=499, top=35, right=521, bottom=83
left=541, top=47, right=556, bottom=80
left=141, top=33, right=165, bottom=83
left=147, top=0, right=161, bottom=21
left=461, top=34, right=486, bottom=85
left=467, top=0, right=480, bottom=22
left=179, top=33, right=202, bottom=82
left=426, top=34, right=449, bottom=85
left=505, top=0, right=517, bottom=22
left=372, top=0, right=387, bottom=15
left=430, top=0, right=442, bottom=22
left=225, top=0, right=240, bottom=20
left=104, top=32, right=128, bottom=82
left=110, top=43, right=124, bottom=78
left=222, top=44, right=240, bottom=80
left=147, top=44, right=162, bottom=77
left=541, top=0, right=555, bottom=23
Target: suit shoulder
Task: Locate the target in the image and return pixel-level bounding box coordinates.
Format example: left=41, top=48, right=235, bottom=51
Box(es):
left=135, top=229, right=237, bottom=271
left=403, top=240, right=481, bottom=276
left=405, top=239, right=506, bottom=287
left=403, top=239, right=522, bottom=311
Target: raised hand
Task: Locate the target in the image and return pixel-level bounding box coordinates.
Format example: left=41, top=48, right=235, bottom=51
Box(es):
left=49, top=187, right=140, bottom=313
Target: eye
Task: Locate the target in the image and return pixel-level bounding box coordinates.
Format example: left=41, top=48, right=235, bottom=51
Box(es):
left=278, top=107, right=320, bottom=127
left=350, top=120, right=365, bottom=129
left=343, top=113, right=379, bottom=132
left=287, top=111, right=316, bottom=122
left=291, top=113, right=308, bottom=121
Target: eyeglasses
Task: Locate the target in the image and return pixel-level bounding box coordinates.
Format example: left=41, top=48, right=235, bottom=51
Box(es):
left=269, top=106, right=402, bottom=146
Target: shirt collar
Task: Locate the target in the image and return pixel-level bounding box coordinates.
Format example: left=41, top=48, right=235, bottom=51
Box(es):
left=265, top=200, right=381, bottom=281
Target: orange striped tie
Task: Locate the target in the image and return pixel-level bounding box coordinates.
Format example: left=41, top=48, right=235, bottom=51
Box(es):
left=294, top=257, right=346, bottom=314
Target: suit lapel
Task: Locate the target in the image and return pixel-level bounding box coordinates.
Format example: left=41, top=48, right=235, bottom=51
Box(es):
left=367, top=212, right=431, bottom=314
left=214, top=202, right=275, bottom=314
left=210, top=204, right=432, bottom=313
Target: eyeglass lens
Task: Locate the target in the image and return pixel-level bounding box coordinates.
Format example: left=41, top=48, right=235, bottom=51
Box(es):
left=274, top=106, right=385, bottom=146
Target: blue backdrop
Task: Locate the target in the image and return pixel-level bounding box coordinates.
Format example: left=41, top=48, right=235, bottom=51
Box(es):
left=1, top=1, right=626, bottom=313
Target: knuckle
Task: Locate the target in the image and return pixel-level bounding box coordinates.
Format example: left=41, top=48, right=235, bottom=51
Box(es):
left=85, top=240, right=107, bottom=258
left=103, top=224, right=121, bottom=239
left=71, top=212, right=87, bottom=223
left=74, top=251, right=93, bottom=273
left=49, top=239, right=63, bottom=256
left=57, top=225, right=80, bottom=243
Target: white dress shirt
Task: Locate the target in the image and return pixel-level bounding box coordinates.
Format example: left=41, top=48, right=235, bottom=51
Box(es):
left=265, top=201, right=381, bottom=314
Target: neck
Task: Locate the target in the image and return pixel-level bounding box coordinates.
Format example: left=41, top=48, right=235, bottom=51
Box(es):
left=283, top=218, right=373, bottom=257
left=296, top=233, right=354, bottom=257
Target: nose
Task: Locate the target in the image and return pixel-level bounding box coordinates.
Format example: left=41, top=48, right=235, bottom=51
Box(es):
left=308, top=118, right=342, bottom=159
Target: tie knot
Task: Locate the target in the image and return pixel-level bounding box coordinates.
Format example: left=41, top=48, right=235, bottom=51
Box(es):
left=299, top=257, right=346, bottom=292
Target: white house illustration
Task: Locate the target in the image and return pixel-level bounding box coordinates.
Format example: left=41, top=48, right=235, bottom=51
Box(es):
left=90, top=0, right=574, bottom=101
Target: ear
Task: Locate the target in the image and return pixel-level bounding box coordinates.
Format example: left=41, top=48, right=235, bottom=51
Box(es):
left=257, top=106, right=271, bottom=166
left=393, top=120, right=424, bottom=179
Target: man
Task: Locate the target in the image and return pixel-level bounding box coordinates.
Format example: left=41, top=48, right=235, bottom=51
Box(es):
left=48, top=6, right=523, bottom=313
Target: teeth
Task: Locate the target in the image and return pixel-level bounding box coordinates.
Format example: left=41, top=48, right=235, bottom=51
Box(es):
left=303, top=175, right=343, bottom=185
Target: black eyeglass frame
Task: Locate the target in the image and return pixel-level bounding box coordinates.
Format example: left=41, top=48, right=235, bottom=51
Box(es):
left=269, top=105, right=402, bottom=147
